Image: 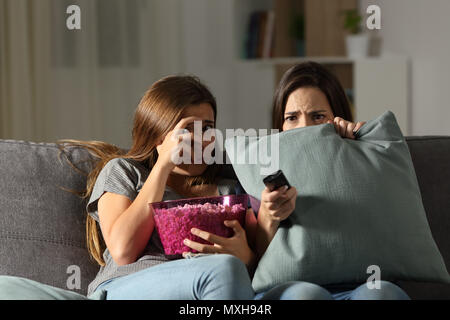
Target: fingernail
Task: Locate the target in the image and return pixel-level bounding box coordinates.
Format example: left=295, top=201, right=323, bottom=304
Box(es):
left=183, top=239, right=189, bottom=244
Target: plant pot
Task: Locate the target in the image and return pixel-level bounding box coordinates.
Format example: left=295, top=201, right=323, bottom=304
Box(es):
left=345, top=33, right=369, bottom=58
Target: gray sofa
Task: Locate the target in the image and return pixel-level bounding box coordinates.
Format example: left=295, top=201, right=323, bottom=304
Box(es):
left=0, top=137, right=449, bottom=299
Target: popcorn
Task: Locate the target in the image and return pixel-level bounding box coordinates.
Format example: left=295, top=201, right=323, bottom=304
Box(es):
left=152, top=199, right=247, bottom=255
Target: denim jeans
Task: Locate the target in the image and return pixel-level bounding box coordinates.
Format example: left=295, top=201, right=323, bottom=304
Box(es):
left=254, top=281, right=410, bottom=300
left=91, top=254, right=255, bottom=300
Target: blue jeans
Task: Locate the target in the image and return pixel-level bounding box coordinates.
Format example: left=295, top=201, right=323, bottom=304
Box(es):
left=254, top=281, right=410, bottom=300
left=92, top=254, right=255, bottom=300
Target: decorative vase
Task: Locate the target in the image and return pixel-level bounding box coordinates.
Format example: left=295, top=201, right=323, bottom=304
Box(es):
left=345, top=33, right=369, bottom=58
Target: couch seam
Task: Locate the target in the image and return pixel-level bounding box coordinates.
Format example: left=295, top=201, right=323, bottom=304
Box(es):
left=0, top=140, right=60, bottom=148
left=0, top=140, right=97, bottom=151
left=0, top=232, right=85, bottom=248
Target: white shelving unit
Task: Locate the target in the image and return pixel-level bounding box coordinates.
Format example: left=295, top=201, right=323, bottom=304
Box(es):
left=230, top=0, right=410, bottom=135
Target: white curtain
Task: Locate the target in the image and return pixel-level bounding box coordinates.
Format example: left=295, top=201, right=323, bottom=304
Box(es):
left=0, top=0, right=184, bottom=148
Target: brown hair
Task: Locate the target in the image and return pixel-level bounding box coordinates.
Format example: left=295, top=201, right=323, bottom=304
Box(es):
left=272, top=61, right=353, bottom=130
left=57, top=75, right=218, bottom=266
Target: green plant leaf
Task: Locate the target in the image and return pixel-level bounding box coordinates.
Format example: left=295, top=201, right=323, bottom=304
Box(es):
left=342, top=9, right=362, bottom=34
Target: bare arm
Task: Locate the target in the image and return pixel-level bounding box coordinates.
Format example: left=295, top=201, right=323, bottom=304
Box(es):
left=255, top=212, right=280, bottom=258
left=244, top=208, right=258, bottom=251
left=98, top=161, right=172, bottom=265
left=254, top=186, right=297, bottom=258
left=98, top=116, right=199, bottom=266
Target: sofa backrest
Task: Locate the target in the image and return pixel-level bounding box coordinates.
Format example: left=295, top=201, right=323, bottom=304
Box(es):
left=399, top=137, right=450, bottom=299
left=0, top=140, right=99, bottom=295
left=0, top=137, right=449, bottom=298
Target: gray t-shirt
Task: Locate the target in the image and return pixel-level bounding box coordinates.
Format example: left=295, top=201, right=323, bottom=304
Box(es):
left=86, top=157, right=239, bottom=296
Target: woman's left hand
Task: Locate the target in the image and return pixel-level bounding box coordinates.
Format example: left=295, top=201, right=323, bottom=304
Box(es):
left=328, top=117, right=366, bottom=139
left=182, top=220, right=255, bottom=267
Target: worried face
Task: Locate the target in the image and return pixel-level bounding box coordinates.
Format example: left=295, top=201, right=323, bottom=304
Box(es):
left=282, top=87, right=335, bottom=131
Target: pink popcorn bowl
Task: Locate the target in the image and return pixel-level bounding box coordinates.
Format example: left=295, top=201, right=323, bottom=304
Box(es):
left=149, top=194, right=248, bottom=256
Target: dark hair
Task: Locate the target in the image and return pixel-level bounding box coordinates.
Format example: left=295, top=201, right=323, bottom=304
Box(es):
left=272, top=62, right=353, bottom=130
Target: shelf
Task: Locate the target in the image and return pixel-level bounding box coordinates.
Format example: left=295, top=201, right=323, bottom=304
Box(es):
left=235, top=56, right=405, bottom=66
left=232, top=1, right=409, bottom=135
left=234, top=0, right=358, bottom=60
left=236, top=56, right=353, bottom=66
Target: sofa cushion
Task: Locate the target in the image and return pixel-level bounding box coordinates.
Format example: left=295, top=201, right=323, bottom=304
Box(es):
left=225, top=111, right=450, bottom=293
left=0, top=140, right=99, bottom=296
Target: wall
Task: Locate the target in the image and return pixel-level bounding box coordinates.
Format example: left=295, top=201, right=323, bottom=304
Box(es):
left=360, top=0, right=450, bottom=135
left=180, top=0, right=274, bottom=132
left=4, top=0, right=448, bottom=147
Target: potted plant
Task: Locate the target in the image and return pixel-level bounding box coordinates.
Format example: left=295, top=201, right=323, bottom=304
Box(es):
left=343, top=9, right=369, bottom=58
left=289, top=13, right=305, bottom=57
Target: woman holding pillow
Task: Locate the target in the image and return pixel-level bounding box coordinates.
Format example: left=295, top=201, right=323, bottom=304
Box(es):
left=254, top=62, right=410, bottom=300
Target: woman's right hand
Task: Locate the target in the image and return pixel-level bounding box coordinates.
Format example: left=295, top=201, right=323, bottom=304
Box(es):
left=258, top=185, right=297, bottom=226
left=155, top=116, right=201, bottom=171
left=255, top=185, right=297, bottom=258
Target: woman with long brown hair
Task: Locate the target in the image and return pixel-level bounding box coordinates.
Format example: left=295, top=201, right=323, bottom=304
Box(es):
left=58, top=75, right=257, bottom=299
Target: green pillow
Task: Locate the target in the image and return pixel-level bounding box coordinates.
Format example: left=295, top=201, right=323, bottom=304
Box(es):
left=224, top=111, right=450, bottom=293
left=0, top=276, right=106, bottom=300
